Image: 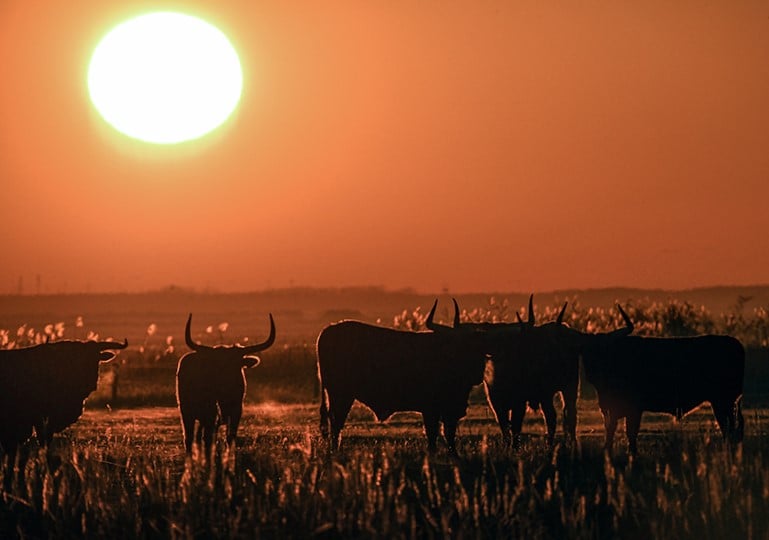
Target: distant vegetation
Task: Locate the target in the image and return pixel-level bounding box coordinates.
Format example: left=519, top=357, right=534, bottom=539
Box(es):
left=1, top=296, right=768, bottom=409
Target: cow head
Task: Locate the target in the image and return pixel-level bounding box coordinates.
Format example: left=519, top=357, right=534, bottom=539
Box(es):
left=515, top=297, right=568, bottom=348
left=48, top=338, right=127, bottom=362
left=185, top=313, right=276, bottom=369
left=425, top=298, right=524, bottom=386
left=572, top=304, right=634, bottom=392
left=43, top=338, right=128, bottom=401
left=476, top=295, right=570, bottom=391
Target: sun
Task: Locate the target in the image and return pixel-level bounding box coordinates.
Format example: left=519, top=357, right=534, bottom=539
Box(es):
left=88, top=12, right=243, bottom=145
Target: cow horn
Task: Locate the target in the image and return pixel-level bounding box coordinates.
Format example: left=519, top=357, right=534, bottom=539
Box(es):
left=527, top=294, right=535, bottom=326
left=556, top=302, right=568, bottom=324
left=425, top=299, right=439, bottom=330
left=243, top=314, right=276, bottom=353
left=516, top=311, right=524, bottom=324
left=185, top=314, right=210, bottom=352
left=452, top=298, right=461, bottom=328
left=425, top=299, right=451, bottom=331
left=616, top=304, right=634, bottom=333
left=100, top=338, right=128, bottom=350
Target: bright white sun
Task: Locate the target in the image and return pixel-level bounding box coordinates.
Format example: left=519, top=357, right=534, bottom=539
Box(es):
left=88, top=12, right=243, bottom=144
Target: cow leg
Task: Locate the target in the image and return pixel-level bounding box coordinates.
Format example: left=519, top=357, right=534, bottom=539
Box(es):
left=625, top=411, right=642, bottom=456
left=423, top=411, right=441, bottom=454
left=1, top=438, right=20, bottom=492
left=181, top=415, right=196, bottom=454
left=442, top=415, right=461, bottom=456
left=328, top=394, right=353, bottom=452
left=197, top=406, right=218, bottom=460
left=602, top=409, right=618, bottom=452
left=319, top=388, right=330, bottom=439
left=541, top=399, right=557, bottom=448
left=200, top=422, right=217, bottom=460
left=486, top=389, right=512, bottom=446
left=498, top=410, right=513, bottom=448
left=34, top=420, right=54, bottom=448
left=561, top=387, right=579, bottom=445
left=510, top=401, right=527, bottom=449
left=713, top=398, right=744, bottom=444
left=734, top=397, right=745, bottom=443
left=712, top=402, right=731, bottom=441
left=220, top=402, right=243, bottom=447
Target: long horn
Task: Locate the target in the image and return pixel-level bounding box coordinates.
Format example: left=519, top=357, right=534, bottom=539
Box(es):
left=243, top=314, right=276, bottom=353
left=452, top=298, right=461, bottom=328
left=99, top=338, right=128, bottom=350
left=426, top=299, right=438, bottom=329
left=425, top=299, right=451, bottom=331
left=556, top=302, right=568, bottom=324
left=425, top=299, right=438, bottom=330
left=527, top=294, right=535, bottom=326
left=616, top=304, right=634, bottom=333
left=185, top=313, right=208, bottom=352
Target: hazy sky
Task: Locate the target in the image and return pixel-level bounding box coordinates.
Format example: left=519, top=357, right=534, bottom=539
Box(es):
left=1, top=1, right=768, bottom=294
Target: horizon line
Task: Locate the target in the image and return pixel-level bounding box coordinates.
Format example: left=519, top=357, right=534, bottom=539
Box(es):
left=2, top=282, right=769, bottom=298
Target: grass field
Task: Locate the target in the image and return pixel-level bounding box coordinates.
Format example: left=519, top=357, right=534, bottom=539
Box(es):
left=3, top=400, right=769, bottom=539
left=3, top=294, right=769, bottom=538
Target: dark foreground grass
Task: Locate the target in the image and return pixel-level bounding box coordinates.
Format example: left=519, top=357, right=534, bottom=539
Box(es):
left=2, top=405, right=769, bottom=539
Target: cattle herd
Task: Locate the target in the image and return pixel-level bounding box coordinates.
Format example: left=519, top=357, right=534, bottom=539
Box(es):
left=0, top=296, right=745, bottom=472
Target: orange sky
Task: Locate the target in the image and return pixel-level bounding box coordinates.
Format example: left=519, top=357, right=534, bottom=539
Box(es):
left=1, top=1, right=768, bottom=294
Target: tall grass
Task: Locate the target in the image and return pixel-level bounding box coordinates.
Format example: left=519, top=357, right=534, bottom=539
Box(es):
left=2, top=413, right=769, bottom=539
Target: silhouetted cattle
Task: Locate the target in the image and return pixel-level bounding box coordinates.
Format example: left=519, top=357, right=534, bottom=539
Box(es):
left=176, top=313, right=276, bottom=455
left=573, top=305, right=744, bottom=454
left=317, top=300, right=512, bottom=454
left=462, top=296, right=575, bottom=448
left=0, top=339, right=128, bottom=462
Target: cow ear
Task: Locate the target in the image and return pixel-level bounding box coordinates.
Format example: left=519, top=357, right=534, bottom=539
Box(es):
left=608, top=327, right=632, bottom=339
left=243, top=355, right=261, bottom=368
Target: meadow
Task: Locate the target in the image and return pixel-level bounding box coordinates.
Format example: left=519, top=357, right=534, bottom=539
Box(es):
left=3, top=404, right=769, bottom=539
left=2, top=294, right=769, bottom=538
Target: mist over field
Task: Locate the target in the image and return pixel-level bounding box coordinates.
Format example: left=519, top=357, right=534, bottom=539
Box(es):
left=2, top=285, right=768, bottom=345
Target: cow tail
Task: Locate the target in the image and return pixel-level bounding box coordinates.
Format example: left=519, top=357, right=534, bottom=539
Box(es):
left=317, top=363, right=330, bottom=439
left=734, top=394, right=745, bottom=443
left=735, top=339, right=746, bottom=443
left=319, top=385, right=331, bottom=439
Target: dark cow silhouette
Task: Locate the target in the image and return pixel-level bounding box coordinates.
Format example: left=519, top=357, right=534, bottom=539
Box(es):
left=176, top=313, right=276, bottom=455
left=317, top=300, right=512, bottom=454
left=462, top=296, right=575, bottom=448
left=573, top=305, right=744, bottom=454
left=0, top=338, right=127, bottom=462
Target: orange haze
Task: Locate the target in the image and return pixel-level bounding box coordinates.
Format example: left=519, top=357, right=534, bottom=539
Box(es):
left=1, top=1, right=768, bottom=294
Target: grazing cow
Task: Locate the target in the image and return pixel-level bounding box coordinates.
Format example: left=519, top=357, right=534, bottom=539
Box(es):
left=317, top=300, right=514, bottom=454
left=461, top=296, right=576, bottom=448
left=575, top=305, right=744, bottom=454
left=176, top=313, right=276, bottom=455
left=0, top=339, right=128, bottom=462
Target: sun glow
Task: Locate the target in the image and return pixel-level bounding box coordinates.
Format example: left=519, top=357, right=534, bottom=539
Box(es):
left=88, top=12, right=243, bottom=144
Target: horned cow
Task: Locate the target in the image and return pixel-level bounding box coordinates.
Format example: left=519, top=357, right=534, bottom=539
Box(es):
left=316, top=299, right=514, bottom=454
left=465, top=296, right=577, bottom=448
left=0, top=338, right=128, bottom=462
left=176, top=313, right=276, bottom=455
left=574, top=305, right=744, bottom=454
